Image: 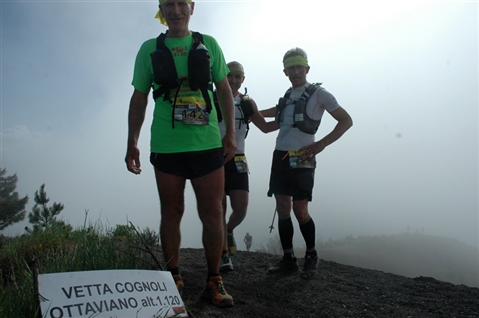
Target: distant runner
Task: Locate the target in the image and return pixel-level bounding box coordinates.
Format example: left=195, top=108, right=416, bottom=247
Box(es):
left=244, top=232, right=253, bottom=252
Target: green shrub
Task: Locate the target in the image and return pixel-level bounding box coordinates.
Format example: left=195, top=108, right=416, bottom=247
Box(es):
left=0, top=223, right=164, bottom=317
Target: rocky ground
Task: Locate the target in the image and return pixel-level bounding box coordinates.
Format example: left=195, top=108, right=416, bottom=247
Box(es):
left=175, top=248, right=479, bottom=318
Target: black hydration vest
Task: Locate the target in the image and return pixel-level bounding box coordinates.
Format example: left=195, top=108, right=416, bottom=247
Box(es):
left=150, top=31, right=213, bottom=127
left=214, top=89, right=255, bottom=138
left=275, top=83, right=322, bottom=134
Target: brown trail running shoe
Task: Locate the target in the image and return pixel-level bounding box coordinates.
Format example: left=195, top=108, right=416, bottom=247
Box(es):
left=202, top=276, right=234, bottom=308
left=173, top=274, right=184, bottom=295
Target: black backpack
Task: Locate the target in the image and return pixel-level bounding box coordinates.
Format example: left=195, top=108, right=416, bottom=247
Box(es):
left=150, top=32, right=214, bottom=128
left=275, top=83, right=322, bottom=134
left=213, top=89, right=254, bottom=138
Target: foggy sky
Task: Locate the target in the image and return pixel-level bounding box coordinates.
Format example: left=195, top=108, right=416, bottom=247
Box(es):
left=1, top=1, right=477, bottom=249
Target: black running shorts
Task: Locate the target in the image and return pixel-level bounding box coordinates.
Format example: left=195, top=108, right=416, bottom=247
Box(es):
left=150, top=148, right=224, bottom=179
left=224, top=154, right=249, bottom=193
left=267, top=150, right=315, bottom=201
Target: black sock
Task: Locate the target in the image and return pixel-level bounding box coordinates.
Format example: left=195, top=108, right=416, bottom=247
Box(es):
left=278, top=216, right=294, bottom=253
left=299, top=217, right=316, bottom=251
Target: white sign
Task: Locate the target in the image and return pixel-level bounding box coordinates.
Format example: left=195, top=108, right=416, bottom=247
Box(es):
left=38, top=269, right=187, bottom=318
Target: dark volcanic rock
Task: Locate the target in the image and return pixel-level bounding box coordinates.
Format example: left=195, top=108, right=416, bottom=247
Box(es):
left=174, top=248, right=479, bottom=318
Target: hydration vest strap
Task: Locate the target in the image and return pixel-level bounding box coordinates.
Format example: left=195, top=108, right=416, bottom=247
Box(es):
left=277, top=82, right=322, bottom=133
left=152, top=86, right=170, bottom=102
left=201, top=86, right=213, bottom=113
left=292, top=83, right=322, bottom=133
left=191, top=32, right=213, bottom=113
left=213, top=89, right=251, bottom=125
left=283, top=82, right=321, bottom=100
left=212, top=91, right=223, bottom=122
left=284, top=88, right=293, bottom=99
left=303, top=82, right=321, bottom=99
left=152, top=31, right=214, bottom=128
left=152, top=33, right=177, bottom=102
left=171, top=79, right=186, bottom=129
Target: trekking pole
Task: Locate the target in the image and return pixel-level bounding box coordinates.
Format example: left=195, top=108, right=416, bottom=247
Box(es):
left=269, top=208, right=277, bottom=233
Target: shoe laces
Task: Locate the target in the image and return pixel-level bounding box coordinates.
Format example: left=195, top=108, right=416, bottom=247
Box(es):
left=173, top=275, right=183, bottom=286
left=210, top=277, right=227, bottom=295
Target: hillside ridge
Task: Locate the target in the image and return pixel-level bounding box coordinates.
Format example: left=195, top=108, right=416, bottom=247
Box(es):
left=177, top=248, right=479, bottom=317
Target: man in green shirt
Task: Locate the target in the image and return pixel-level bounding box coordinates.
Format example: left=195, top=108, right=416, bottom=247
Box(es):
left=125, top=0, right=236, bottom=308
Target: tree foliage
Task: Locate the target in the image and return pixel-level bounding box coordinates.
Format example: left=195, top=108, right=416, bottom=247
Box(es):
left=25, top=184, right=67, bottom=232
left=0, top=168, right=29, bottom=230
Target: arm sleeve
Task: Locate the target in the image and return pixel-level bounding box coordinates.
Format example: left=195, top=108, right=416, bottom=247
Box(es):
left=131, top=39, right=156, bottom=94
left=203, top=34, right=229, bottom=83
left=308, top=87, right=340, bottom=120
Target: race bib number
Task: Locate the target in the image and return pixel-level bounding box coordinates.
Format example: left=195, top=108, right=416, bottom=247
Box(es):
left=288, top=150, right=315, bottom=169
left=234, top=155, right=249, bottom=173
left=174, top=104, right=210, bottom=125
left=173, top=96, right=210, bottom=125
